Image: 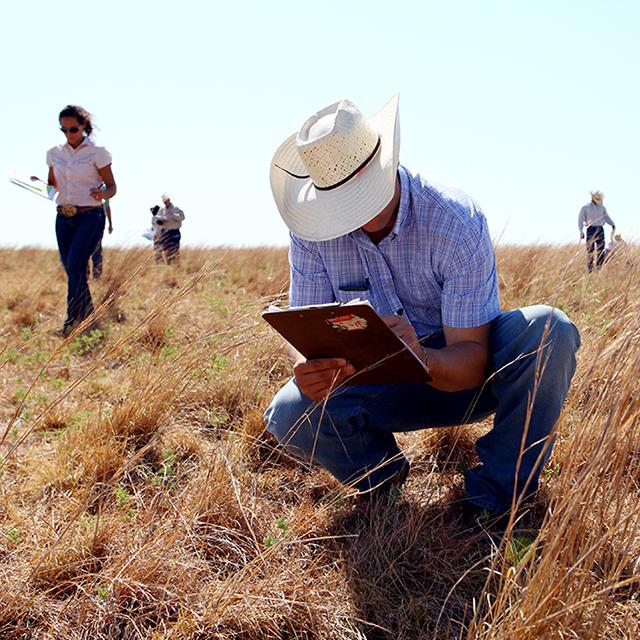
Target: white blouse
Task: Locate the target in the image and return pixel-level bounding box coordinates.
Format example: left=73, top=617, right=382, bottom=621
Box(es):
left=46, top=138, right=112, bottom=207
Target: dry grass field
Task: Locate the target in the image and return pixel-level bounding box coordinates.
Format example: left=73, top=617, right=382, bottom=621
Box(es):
left=0, top=242, right=638, bottom=639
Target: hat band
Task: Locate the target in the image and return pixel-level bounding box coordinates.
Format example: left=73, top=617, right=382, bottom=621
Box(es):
left=275, top=137, right=381, bottom=192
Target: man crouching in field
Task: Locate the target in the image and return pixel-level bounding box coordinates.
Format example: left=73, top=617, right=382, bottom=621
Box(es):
left=264, top=95, right=580, bottom=527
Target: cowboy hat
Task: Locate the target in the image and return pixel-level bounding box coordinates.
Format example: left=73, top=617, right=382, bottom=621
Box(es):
left=590, top=190, right=604, bottom=203
left=270, top=94, right=400, bottom=241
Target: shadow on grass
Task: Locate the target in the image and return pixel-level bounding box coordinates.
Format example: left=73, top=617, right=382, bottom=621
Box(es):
left=331, top=495, right=497, bottom=640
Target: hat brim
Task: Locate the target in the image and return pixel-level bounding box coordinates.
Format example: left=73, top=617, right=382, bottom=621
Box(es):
left=270, top=94, right=400, bottom=242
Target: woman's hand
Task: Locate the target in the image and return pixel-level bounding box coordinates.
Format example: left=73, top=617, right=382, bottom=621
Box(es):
left=293, top=357, right=355, bottom=402
left=89, top=187, right=105, bottom=201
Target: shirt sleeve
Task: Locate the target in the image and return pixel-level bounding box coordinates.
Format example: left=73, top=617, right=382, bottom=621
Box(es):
left=289, top=233, right=335, bottom=307
left=94, top=146, right=113, bottom=169
left=578, top=207, right=585, bottom=231
left=46, top=148, right=53, bottom=167
left=603, top=207, right=615, bottom=227
left=441, top=213, right=501, bottom=328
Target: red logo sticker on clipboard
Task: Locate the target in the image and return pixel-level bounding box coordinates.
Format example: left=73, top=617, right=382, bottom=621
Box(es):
left=326, top=314, right=368, bottom=331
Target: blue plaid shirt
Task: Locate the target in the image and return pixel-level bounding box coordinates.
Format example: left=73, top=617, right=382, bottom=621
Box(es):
left=289, top=165, right=501, bottom=339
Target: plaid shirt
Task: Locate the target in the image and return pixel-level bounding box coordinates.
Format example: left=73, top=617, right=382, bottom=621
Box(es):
left=289, top=165, right=500, bottom=339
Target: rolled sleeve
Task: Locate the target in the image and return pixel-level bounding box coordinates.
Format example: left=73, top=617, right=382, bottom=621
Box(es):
left=441, top=215, right=500, bottom=328
left=289, top=233, right=335, bottom=307
left=94, top=146, right=112, bottom=169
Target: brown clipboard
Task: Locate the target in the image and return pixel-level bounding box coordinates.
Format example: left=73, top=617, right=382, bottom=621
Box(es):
left=262, top=303, right=431, bottom=385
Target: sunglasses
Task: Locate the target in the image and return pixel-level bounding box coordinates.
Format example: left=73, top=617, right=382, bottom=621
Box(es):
left=60, top=126, right=81, bottom=134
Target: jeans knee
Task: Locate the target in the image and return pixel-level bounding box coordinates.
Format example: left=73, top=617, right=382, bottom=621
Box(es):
left=546, top=307, right=580, bottom=355
left=528, top=305, right=581, bottom=360
left=263, top=381, right=315, bottom=456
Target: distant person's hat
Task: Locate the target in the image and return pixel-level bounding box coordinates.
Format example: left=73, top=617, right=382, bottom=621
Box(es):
left=161, top=193, right=170, bottom=201
left=590, top=190, right=604, bottom=203
left=270, top=94, right=400, bottom=241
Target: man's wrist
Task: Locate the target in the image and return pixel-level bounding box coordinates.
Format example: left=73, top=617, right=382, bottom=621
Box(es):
left=420, top=345, right=433, bottom=380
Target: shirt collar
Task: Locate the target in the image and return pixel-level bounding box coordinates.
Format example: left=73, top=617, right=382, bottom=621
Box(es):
left=349, top=165, right=412, bottom=244
left=64, top=136, right=92, bottom=152
left=394, top=164, right=412, bottom=236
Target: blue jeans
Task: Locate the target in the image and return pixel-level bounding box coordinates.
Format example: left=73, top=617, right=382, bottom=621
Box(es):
left=264, top=305, right=581, bottom=512
left=586, top=225, right=605, bottom=272
left=91, top=239, right=103, bottom=279
left=55, top=207, right=105, bottom=329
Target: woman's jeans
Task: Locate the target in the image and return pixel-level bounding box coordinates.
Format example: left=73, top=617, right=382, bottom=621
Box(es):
left=91, top=239, right=103, bottom=279
left=55, top=207, right=105, bottom=330
left=264, top=305, right=581, bottom=512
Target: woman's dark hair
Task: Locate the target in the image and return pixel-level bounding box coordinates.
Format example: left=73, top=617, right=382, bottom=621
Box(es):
left=59, top=105, right=93, bottom=136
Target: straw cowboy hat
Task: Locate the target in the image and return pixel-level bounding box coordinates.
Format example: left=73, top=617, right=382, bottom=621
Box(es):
left=590, top=190, right=604, bottom=203
left=270, top=94, right=400, bottom=241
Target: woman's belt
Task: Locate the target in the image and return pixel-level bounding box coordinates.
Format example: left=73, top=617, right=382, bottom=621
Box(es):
left=56, top=204, right=102, bottom=217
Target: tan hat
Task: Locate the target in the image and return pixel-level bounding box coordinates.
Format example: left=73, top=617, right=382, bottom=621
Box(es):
left=270, top=94, right=400, bottom=241
left=590, top=190, right=604, bottom=203
left=161, top=192, right=170, bottom=201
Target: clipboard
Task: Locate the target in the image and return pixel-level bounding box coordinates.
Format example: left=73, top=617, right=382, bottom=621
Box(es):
left=262, top=302, right=431, bottom=385
left=9, top=172, right=55, bottom=200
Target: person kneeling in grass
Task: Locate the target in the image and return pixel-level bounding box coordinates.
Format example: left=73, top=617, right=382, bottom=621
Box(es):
left=264, top=94, right=580, bottom=529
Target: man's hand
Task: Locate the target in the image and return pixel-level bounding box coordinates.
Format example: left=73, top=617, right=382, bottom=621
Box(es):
left=383, top=315, right=423, bottom=361
left=293, top=357, right=355, bottom=402
left=580, top=232, right=585, bottom=240
left=108, top=223, right=113, bottom=234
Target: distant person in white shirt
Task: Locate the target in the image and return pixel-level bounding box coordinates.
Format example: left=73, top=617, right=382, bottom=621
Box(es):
left=154, top=193, right=185, bottom=264
left=578, top=190, right=615, bottom=272
left=34, top=105, right=117, bottom=336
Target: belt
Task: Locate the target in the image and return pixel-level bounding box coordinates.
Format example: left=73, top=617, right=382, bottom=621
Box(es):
left=57, top=204, right=102, bottom=217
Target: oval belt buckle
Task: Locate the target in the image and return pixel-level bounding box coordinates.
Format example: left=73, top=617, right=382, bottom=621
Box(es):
left=60, top=205, right=77, bottom=217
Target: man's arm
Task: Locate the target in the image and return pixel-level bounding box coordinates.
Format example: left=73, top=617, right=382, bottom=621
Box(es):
left=384, top=317, right=489, bottom=392
left=424, top=324, right=489, bottom=391
left=603, top=207, right=615, bottom=234
left=578, top=207, right=585, bottom=237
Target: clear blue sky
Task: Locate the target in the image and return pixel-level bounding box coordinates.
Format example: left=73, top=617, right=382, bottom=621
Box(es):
left=2, top=1, right=638, bottom=248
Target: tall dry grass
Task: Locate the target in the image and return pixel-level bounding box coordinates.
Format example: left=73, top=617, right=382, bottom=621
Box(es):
left=0, top=242, right=638, bottom=639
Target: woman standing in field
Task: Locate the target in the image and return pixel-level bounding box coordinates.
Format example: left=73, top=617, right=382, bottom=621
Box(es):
left=42, top=105, right=117, bottom=336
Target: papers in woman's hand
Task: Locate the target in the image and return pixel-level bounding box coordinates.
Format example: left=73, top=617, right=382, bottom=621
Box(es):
left=9, top=172, right=55, bottom=200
